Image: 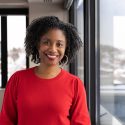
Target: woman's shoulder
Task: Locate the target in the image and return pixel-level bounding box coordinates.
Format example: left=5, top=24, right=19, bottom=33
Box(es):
left=10, top=67, right=35, bottom=79
left=62, top=69, right=84, bottom=90
left=62, top=69, right=82, bottom=81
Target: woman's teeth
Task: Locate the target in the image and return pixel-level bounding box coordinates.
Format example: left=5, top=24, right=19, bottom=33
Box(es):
left=47, top=54, right=57, bottom=59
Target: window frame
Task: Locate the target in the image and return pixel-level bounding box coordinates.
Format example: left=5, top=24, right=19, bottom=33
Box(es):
left=84, top=0, right=100, bottom=124
left=69, top=0, right=78, bottom=76
left=0, top=8, right=29, bottom=88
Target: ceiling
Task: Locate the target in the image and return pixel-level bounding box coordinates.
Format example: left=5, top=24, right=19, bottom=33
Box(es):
left=27, top=0, right=64, bottom=3
left=0, top=0, right=72, bottom=10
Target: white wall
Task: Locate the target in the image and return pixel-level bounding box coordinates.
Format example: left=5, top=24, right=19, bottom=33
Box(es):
left=0, top=89, right=4, bottom=111
left=0, top=0, right=69, bottom=111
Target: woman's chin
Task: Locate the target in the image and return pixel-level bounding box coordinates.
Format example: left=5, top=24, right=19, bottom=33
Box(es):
left=40, top=58, right=60, bottom=67
left=45, top=61, right=59, bottom=66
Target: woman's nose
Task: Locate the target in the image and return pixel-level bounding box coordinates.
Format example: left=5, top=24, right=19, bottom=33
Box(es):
left=48, top=44, right=57, bottom=53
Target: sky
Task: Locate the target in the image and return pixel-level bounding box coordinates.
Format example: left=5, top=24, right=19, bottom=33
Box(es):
left=114, top=16, right=125, bottom=50
left=7, top=16, right=26, bottom=50
left=100, top=0, right=125, bottom=51
left=0, top=15, right=26, bottom=50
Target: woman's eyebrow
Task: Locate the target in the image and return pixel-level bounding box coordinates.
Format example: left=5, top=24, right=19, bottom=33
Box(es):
left=41, top=37, right=50, bottom=41
left=58, top=39, right=67, bottom=42
left=57, top=40, right=65, bottom=42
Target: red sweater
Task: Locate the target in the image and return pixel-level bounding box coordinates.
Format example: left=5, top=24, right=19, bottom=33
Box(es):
left=0, top=67, right=91, bottom=125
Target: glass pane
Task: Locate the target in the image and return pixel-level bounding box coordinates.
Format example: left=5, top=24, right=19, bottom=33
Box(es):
left=0, top=16, right=1, bottom=87
left=100, top=0, right=125, bottom=125
left=7, top=16, right=26, bottom=79
left=77, top=0, right=84, bottom=81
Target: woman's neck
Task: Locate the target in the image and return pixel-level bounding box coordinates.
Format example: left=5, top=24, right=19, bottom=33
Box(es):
left=35, top=64, right=61, bottom=79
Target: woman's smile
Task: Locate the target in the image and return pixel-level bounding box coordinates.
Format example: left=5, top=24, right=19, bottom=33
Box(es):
left=46, top=54, right=58, bottom=60
left=44, top=53, right=59, bottom=60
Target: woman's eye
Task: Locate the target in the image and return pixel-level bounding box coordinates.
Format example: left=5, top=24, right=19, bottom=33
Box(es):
left=41, top=40, right=49, bottom=45
left=57, top=43, right=64, bottom=47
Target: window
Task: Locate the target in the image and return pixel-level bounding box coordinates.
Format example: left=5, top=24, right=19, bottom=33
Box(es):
left=0, top=9, right=28, bottom=88
left=100, top=1, right=125, bottom=124
left=7, top=16, right=26, bottom=79
left=77, top=0, right=84, bottom=81
left=69, top=0, right=84, bottom=80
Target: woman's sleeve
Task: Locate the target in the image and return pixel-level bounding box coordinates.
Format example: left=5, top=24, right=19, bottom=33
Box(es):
left=0, top=73, right=18, bottom=125
left=70, top=78, right=91, bottom=125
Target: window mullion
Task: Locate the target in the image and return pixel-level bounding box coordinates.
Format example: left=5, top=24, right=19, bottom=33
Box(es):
left=1, top=16, right=7, bottom=88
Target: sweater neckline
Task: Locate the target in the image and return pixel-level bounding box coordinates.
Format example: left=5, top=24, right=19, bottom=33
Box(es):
left=31, top=66, right=64, bottom=82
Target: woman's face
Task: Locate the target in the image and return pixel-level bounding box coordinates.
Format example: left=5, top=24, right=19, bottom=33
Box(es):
left=38, top=29, right=67, bottom=66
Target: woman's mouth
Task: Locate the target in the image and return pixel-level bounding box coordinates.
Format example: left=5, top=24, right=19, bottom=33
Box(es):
left=46, top=54, right=58, bottom=60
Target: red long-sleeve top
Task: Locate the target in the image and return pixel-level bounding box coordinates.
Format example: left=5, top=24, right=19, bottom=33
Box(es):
left=0, top=67, right=91, bottom=125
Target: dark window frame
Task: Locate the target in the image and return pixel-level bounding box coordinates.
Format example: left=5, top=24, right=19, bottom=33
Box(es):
left=69, top=0, right=78, bottom=76
left=84, top=0, right=100, bottom=124
left=69, top=0, right=100, bottom=124
left=0, top=8, right=29, bottom=88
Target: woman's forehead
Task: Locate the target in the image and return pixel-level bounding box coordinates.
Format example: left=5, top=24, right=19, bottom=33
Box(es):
left=41, top=29, right=66, bottom=38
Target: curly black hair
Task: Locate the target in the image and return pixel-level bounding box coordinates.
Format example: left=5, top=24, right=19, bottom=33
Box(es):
left=24, top=16, right=83, bottom=65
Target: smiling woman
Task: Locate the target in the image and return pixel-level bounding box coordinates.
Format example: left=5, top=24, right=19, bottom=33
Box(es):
left=39, top=29, right=66, bottom=67
left=0, top=16, right=91, bottom=125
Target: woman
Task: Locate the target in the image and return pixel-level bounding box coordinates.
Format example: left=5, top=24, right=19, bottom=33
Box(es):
left=0, top=16, right=91, bottom=125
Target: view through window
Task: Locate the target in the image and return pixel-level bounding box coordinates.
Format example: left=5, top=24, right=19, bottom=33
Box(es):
left=77, top=0, right=84, bottom=81
left=7, top=16, right=26, bottom=79
left=100, top=0, right=125, bottom=125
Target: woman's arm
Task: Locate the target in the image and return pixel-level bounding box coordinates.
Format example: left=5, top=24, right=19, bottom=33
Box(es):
left=0, top=73, right=18, bottom=125
left=70, top=78, right=91, bottom=125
